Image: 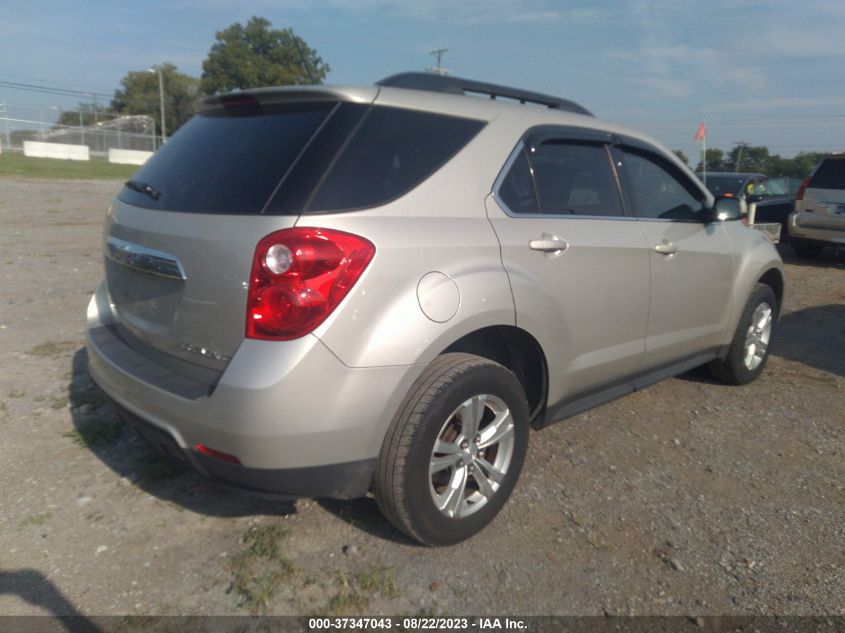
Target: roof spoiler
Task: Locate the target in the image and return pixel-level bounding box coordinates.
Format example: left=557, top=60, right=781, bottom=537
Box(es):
left=377, top=71, right=592, bottom=116
left=196, top=86, right=377, bottom=113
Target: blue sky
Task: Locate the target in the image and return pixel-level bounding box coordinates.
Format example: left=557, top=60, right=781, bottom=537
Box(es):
left=1, top=0, right=843, bottom=162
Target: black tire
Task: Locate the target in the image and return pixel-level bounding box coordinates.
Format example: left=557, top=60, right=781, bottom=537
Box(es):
left=709, top=283, right=777, bottom=385
left=373, top=353, right=530, bottom=546
left=792, top=239, right=823, bottom=259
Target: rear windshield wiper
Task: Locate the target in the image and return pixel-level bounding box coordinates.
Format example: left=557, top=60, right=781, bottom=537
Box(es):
left=125, top=179, right=162, bottom=201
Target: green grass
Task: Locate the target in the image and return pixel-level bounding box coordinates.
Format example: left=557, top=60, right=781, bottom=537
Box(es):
left=328, top=592, right=372, bottom=616
left=20, top=512, right=51, bottom=527
left=229, top=524, right=297, bottom=613
left=325, top=566, right=400, bottom=615
left=28, top=340, right=76, bottom=358
left=356, top=566, right=400, bottom=599
left=69, top=387, right=107, bottom=408
left=64, top=419, right=124, bottom=448
left=137, top=454, right=186, bottom=483
left=0, top=152, right=137, bottom=180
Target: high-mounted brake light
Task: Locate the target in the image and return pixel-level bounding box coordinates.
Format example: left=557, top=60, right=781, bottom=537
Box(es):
left=795, top=177, right=810, bottom=201
left=219, top=94, right=262, bottom=115
left=246, top=227, right=375, bottom=340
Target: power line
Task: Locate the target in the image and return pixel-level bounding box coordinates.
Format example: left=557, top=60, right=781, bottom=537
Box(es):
left=791, top=77, right=845, bottom=89
left=0, top=80, right=111, bottom=100
left=646, top=123, right=845, bottom=130
left=702, top=52, right=845, bottom=73
left=0, top=72, right=105, bottom=93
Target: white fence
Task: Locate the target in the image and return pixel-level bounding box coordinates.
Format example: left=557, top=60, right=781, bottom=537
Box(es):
left=1, top=104, right=158, bottom=156
left=108, top=148, right=153, bottom=165
left=24, top=140, right=90, bottom=161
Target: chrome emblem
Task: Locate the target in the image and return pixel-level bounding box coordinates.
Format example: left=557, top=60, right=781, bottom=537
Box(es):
left=179, top=342, right=231, bottom=362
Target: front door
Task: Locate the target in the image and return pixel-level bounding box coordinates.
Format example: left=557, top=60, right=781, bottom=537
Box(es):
left=614, top=143, right=735, bottom=368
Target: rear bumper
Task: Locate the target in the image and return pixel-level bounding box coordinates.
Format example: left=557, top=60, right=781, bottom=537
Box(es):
left=111, top=399, right=375, bottom=500
left=788, top=211, right=845, bottom=245
left=86, top=283, right=424, bottom=499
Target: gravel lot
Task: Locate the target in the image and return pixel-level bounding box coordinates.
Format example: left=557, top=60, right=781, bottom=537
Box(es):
left=0, top=177, right=842, bottom=618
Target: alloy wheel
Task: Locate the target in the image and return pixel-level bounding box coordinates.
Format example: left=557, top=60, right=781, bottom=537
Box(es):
left=428, top=394, right=515, bottom=518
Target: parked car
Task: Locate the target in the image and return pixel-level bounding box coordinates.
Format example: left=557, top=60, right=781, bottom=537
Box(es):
left=698, top=172, right=799, bottom=238
left=788, top=152, right=845, bottom=258
left=86, top=72, right=785, bottom=545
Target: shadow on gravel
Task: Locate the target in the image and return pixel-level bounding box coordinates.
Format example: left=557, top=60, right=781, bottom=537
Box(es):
left=678, top=304, right=845, bottom=383
left=674, top=365, right=721, bottom=385
left=68, top=348, right=293, bottom=519
left=772, top=304, right=845, bottom=378
left=317, top=498, right=418, bottom=546
left=0, top=569, right=102, bottom=632
left=777, top=243, right=845, bottom=269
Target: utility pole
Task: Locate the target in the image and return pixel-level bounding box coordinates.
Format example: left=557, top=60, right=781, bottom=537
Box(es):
left=148, top=67, right=166, bottom=142
left=90, top=94, right=99, bottom=154
left=734, top=140, right=749, bottom=172
left=158, top=68, right=166, bottom=142
left=426, top=48, right=450, bottom=76
left=0, top=101, right=9, bottom=150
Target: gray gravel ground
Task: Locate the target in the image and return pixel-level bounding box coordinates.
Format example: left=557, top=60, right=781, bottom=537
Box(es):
left=0, top=177, right=843, bottom=617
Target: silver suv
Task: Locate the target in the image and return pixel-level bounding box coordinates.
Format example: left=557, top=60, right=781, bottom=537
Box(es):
left=86, top=72, right=785, bottom=545
left=788, top=152, right=845, bottom=257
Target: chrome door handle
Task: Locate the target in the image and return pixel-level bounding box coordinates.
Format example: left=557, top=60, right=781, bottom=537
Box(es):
left=529, top=234, right=569, bottom=253
left=654, top=241, right=678, bottom=255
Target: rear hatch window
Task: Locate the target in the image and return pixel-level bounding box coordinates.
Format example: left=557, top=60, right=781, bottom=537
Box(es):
left=808, top=157, right=845, bottom=190
left=119, top=101, right=336, bottom=214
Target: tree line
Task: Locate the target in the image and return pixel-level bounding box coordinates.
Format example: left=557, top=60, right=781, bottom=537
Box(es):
left=47, top=15, right=829, bottom=178
left=673, top=145, right=824, bottom=179
left=56, top=17, right=328, bottom=137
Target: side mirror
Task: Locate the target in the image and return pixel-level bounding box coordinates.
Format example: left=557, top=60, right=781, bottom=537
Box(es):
left=713, top=195, right=746, bottom=221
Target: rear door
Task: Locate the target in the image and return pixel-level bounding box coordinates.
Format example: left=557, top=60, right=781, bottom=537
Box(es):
left=614, top=140, right=734, bottom=368
left=487, top=127, right=651, bottom=402
left=103, top=97, right=372, bottom=374
left=801, top=155, right=845, bottom=231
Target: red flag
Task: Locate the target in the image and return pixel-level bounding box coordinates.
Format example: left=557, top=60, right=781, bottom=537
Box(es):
left=694, top=122, right=706, bottom=142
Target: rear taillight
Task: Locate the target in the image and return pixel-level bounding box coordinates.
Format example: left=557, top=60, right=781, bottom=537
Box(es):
left=795, top=177, right=810, bottom=201
left=246, top=227, right=375, bottom=340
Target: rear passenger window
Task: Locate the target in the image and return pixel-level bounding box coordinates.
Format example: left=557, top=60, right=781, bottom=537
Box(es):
left=809, top=158, right=845, bottom=190
left=307, top=107, right=485, bottom=212
left=528, top=142, right=622, bottom=216
left=620, top=148, right=707, bottom=221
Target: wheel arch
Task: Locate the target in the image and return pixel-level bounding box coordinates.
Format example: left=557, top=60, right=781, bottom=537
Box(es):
left=758, top=267, right=785, bottom=316
left=726, top=236, right=785, bottom=349
left=440, top=325, right=548, bottom=424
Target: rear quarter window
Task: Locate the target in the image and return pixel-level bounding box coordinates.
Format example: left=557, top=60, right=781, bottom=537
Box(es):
left=305, top=107, right=485, bottom=212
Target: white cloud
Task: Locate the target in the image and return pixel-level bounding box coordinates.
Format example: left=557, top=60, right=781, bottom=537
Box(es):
left=177, top=0, right=608, bottom=25
left=705, top=95, right=845, bottom=113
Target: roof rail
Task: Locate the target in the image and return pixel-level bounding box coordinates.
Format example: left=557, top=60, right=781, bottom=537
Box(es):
left=377, top=71, right=592, bottom=116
